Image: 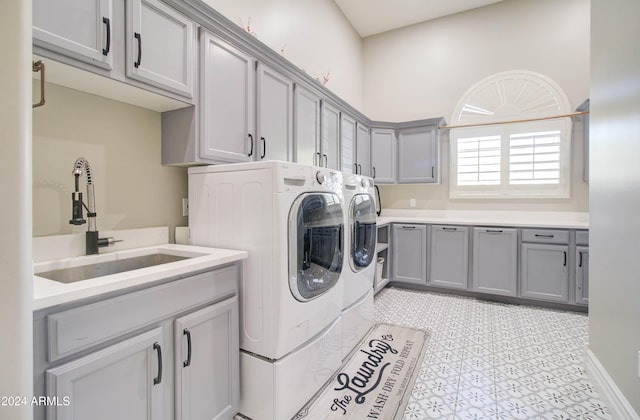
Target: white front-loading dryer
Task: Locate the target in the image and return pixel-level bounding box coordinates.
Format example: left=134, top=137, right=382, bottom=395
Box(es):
left=341, top=173, right=377, bottom=358
left=188, top=161, right=345, bottom=420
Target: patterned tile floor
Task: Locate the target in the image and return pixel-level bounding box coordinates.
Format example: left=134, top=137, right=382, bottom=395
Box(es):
left=374, top=287, right=613, bottom=420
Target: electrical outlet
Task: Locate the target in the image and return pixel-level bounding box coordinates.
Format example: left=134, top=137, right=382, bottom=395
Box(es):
left=182, top=198, right=189, bottom=217
left=409, top=198, right=416, bottom=207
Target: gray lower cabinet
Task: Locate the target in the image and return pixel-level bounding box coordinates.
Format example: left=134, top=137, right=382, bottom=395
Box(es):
left=174, top=297, right=239, bottom=420
left=392, top=224, right=427, bottom=285
left=429, top=225, right=469, bottom=290
left=520, top=240, right=569, bottom=303
left=34, top=265, right=240, bottom=420
left=575, top=246, right=589, bottom=305
left=472, top=227, right=518, bottom=296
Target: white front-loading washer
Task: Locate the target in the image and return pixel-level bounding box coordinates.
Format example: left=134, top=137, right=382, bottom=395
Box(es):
left=188, top=161, right=344, bottom=420
left=341, top=173, right=377, bottom=359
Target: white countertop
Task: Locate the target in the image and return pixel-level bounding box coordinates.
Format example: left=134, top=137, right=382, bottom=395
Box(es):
left=376, top=209, right=589, bottom=229
left=32, top=227, right=247, bottom=311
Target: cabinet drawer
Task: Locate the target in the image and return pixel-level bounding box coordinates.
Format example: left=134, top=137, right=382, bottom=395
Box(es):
left=576, top=230, right=589, bottom=245
left=521, top=229, right=569, bottom=244
left=47, top=265, right=238, bottom=362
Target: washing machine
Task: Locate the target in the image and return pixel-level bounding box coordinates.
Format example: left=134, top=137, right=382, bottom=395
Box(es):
left=188, top=161, right=344, bottom=420
left=341, top=173, right=377, bottom=359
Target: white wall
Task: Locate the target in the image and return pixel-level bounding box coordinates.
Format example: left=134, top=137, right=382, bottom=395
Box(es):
left=0, top=0, right=33, bottom=418
left=589, top=0, right=640, bottom=414
left=32, top=83, right=188, bottom=240
left=201, top=0, right=364, bottom=110
left=365, top=0, right=590, bottom=212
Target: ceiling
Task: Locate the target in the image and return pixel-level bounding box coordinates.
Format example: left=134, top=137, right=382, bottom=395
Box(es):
left=333, top=0, right=505, bottom=37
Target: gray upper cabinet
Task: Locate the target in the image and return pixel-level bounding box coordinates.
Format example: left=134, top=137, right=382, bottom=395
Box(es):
left=341, top=114, right=357, bottom=174
left=520, top=229, right=570, bottom=303
left=429, top=225, right=469, bottom=290
left=126, top=0, right=195, bottom=98
left=256, top=63, right=293, bottom=162
left=200, top=29, right=255, bottom=163
left=356, top=122, right=371, bottom=176
left=392, top=224, right=427, bottom=285
left=371, top=128, right=396, bottom=184
left=33, top=0, right=114, bottom=70
left=397, top=123, right=440, bottom=183
left=320, top=101, right=342, bottom=170
left=294, top=85, right=321, bottom=166
left=472, top=227, right=518, bottom=297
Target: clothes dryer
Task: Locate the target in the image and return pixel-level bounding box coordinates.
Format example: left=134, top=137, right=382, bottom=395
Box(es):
left=341, top=173, right=377, bottom=359
left=188, top=161, right=344, bottom=420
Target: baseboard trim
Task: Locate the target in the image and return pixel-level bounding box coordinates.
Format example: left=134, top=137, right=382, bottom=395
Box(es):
left=584, top=347, right=640, bottom=420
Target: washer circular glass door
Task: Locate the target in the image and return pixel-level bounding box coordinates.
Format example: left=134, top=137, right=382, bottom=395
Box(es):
left=349, top=194, right=377, bottom=272
left=289, top=192, right=344, bottom=302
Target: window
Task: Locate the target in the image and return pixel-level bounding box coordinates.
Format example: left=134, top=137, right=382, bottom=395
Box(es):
left=449, top=71, right=572, bottom=198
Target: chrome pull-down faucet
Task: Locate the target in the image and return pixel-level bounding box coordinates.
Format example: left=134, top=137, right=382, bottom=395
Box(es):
left=69, top=157, right=119, bottom=255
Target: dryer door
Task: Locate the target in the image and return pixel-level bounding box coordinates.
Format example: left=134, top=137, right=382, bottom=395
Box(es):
left=350, top=194, right=377, bottom=272
left=289, top=192, right=343, bottom=301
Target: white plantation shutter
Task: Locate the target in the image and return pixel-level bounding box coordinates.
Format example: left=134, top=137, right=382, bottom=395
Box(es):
left=449, top=71, right=572, bottom=198
left=509, top=130, right=561, bottom=185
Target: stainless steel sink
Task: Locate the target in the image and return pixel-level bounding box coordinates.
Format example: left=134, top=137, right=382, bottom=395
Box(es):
left=37, top=252, right=191, bottom=284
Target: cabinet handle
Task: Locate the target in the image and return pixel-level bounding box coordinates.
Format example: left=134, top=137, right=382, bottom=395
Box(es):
left=401, top=225, right=416, bottom=230
left=323, top=154, right=328, bottom=168
left=442, top=227, right=457, bottom=231
left=372, top=166, right=376, bottom=179
left=260, top=137, right=266, bottom=159
left=183, top=328, right=192, bottom=368
left=134, top=32, right=142, bottom=68
left=32, top=60, right=46, bottom=108
left=153, top=342, right=163, bottom=385
left=486, top=229, right=503, bottom=233
left=358, top=164, right=362, bottom=174
left=102, top=17, right=111, bottom=56
left=563, top=251, right=567, bottom=266
left=535, top=234, right=554, bottom=238
left=578, top=251, right=583, bottom=268
left=247, top=133, right=254, bottom=157
left=431, top=166, right=435, bottom=178
left=353, top=163, right=358, bottom=174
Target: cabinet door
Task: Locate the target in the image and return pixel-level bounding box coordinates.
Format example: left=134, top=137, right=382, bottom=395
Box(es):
left=127, top=0, right=195, bottom=98
left=429, top=225, right=469, bottom=290
left=175, top=297, right=239, bottom=420
left=256, top=63, right=293, bottom=162
left=200, top=30, right=255, bottom=163
left=341, top=114, right=357, bottom=174
left=356, top=122, right=371, bottom=176
left=294, top=85, right=321, bottom=166
left=398, top=124, right=439, bottom=183
left=472, top=227, right=518, bottom=296
left=392, top=224, right=427, bottom=285
left=371, top=129, right=396, bottom=183
left=576, top=246, right=589, bottom=305
left=46, top=327, right=164, bottom=420
left=520, top=243, right=569, bottom=303
left=33, top=0, right=114, bottom=70
left=320, top=101, right=341, bottom=170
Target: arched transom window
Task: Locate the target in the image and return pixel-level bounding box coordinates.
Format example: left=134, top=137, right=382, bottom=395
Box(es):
left=449, top=70, right=572, bottom=198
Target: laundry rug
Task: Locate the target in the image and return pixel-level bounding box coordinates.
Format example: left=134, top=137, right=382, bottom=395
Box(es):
left=294, top=323, right=429, bottom=420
